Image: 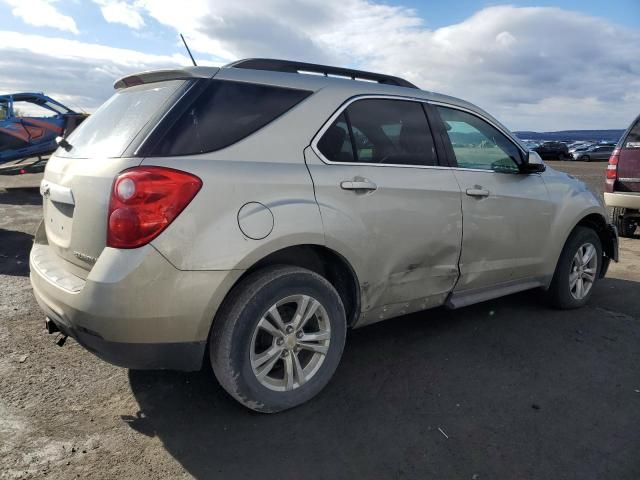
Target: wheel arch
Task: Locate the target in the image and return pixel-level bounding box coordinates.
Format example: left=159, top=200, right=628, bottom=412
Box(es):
left=220, top=244, right=361, bottom=328
left=560, top=212, right=616, bottom=279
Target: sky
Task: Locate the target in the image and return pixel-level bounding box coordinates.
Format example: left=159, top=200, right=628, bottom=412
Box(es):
left=0, top=0, right=638, bottom=131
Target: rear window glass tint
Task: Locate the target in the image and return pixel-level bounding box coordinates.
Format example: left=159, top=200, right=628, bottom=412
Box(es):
left=152, top=80, right=312, bottom=156
left=346, top=99, right=437, bottom=166
left=624, top=119, right=640, bottom=148
left=316, top=99, right=438, bottom=166
left=59, top=80, right=185, bottom=159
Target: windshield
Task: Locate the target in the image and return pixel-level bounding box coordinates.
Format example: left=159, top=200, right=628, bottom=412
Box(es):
left=58, top=80, right=186, bottom=159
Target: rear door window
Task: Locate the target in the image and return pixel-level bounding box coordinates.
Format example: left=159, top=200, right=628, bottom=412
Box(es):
left=317, top=98, right=438, bottom=166
left=151, top=80, right=312, bottom=156
left=59, top=80, right=186, bottom=159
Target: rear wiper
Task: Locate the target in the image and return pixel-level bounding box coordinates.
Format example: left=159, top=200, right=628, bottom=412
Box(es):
left=55, top=136, right=72, bottom=152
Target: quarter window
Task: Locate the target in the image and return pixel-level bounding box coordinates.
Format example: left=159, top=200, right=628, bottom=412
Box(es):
left=152, top=80, right=311, bottom=156
left=317, top=99, right=438, bottom=166
left=436, top=106, right=522, bottom=172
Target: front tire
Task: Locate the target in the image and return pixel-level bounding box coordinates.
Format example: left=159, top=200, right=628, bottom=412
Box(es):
left=582, top=155, right=590, bottom=162
left=210, top=265, right=346, bottom=413
left=548, top=226, right=601, bottom=309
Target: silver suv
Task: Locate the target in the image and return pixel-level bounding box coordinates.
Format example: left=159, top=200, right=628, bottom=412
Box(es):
left=30, top=59, right=619, bottom=412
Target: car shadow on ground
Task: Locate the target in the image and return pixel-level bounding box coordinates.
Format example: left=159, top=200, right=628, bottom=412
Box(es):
left=126, top=279, right=640, bottom=480
left=0, top=187, right=41, bottom=206
left=0, top=229, right=33, bottom=276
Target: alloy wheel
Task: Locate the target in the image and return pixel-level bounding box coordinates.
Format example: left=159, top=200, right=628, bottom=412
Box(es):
left=250, top=294, right=331, bottom=391
left=569, top=242, right=597, bottom=300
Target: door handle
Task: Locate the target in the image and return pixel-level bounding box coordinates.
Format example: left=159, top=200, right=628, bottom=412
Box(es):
left=340, top=180, right=378, bottom=191
left=465, top=188, right=490, bottom=198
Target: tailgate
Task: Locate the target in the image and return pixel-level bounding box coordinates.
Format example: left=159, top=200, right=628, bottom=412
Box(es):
left=41, top=155, right=142, bottom=275
left=616, top=148, right=640, bottom=193
left=37, top=78, right=192, bottom=276
left=617, top=117, right=640, bottom=193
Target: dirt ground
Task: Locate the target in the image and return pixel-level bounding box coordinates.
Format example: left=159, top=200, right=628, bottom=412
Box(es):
left=1, top=161, right=639, bottom=479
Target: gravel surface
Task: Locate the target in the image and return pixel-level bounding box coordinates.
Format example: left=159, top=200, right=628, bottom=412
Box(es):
left=1, top=161, right=639, bottom=479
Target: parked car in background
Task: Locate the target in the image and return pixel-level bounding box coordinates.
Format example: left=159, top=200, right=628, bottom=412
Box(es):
left=605, top=114, right=640, bottom=237
left=534, top=141, right=570, bottom=159
left=30, top=59, right=618, bottom=412
left=569, top=143, right=594, bottom=156
left=573, top=144, right=615, bottom=162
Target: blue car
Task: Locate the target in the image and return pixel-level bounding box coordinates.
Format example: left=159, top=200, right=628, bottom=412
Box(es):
left=0, top=92, right=87, bottom=164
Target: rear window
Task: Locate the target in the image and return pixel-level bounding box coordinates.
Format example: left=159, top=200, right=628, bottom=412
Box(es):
left=150, top=80, right=312, bottom=156
left=59, top=80, right=186, bottom=159
left=624, top=119, right=640, bottom=149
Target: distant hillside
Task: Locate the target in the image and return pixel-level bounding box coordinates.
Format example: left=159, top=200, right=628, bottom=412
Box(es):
left=514, top=130, right=625, bottom=142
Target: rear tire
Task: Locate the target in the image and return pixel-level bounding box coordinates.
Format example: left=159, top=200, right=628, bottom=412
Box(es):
left=610, top=207, right=637, bottom=238
left=547, top=226, right=601, bottom=309
left=210, top=265, right=346, bottom=413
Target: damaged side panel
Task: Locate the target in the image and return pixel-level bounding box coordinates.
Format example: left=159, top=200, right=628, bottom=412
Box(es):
left=304, top=147, right=463, bottom=326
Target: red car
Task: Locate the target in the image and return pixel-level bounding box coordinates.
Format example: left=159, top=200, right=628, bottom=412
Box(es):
left=605, top=114, right=640, bottom=237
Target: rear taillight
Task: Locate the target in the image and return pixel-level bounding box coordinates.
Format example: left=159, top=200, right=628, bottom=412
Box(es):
left=606, top=149, right=619, bottom=180
left=107, top=166, right=202, bottom=249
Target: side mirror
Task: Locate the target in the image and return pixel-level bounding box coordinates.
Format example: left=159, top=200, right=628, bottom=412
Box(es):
left=521, top=150, right=546, bottom=173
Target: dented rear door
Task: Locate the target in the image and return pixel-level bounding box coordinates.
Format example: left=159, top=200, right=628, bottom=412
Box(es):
left=305, top=97, right=462, bottom=326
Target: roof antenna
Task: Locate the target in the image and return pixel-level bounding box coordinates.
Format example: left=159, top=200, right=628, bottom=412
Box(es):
left=180, top=33, right=197, bottom=66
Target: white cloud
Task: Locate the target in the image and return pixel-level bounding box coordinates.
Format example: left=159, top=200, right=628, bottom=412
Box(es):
left=136, top=2, right=640, bottom=130
left=94, top=0, right=145, bottom=29
left=2, top=2, right=639, bottom=130
left=3, top=0, right=78, bottom=34
left=0, top=31, right=189, bottom=111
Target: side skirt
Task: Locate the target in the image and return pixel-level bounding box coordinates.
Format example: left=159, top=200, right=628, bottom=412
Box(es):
left=445, top=277, right=548, bottom=310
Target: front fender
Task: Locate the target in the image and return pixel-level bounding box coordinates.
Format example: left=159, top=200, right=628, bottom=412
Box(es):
left=541, top=167, right=616, bottom=280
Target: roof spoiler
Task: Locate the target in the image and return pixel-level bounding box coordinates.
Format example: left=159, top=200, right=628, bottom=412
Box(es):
left=114, top=67, right=219, bottom=89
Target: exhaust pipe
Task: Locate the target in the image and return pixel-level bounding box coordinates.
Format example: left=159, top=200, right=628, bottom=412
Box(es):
left=45, top=317, right=68, bottom=346
left=45, top=317, right=59, bottom=334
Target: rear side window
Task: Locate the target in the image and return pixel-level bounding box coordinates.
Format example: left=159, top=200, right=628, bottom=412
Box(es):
left=623, top=119, right=640, bottom=149
left=59, top=80, right=186, bottom=159
left=317, top=98, right=438, bottom=166
left=152, top=80, right=312, bottom=156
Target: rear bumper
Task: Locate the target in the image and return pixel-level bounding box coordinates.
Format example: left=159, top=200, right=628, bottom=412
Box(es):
left=604, top=191, right=640, bottom=209
left=42, top=314, right=206, bottom=370
left=30, top=242, right=242, bottom=371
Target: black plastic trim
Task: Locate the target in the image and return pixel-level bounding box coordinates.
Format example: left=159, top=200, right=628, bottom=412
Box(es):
left=46, top=317, right=205, bottom=371
left=422, top=102, right=455, bottom=168
left=226, top=58, right=419, bottom=89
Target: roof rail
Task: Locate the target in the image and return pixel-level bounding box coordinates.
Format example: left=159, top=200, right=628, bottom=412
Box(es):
left=225, top=58, right=418, bottom=89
